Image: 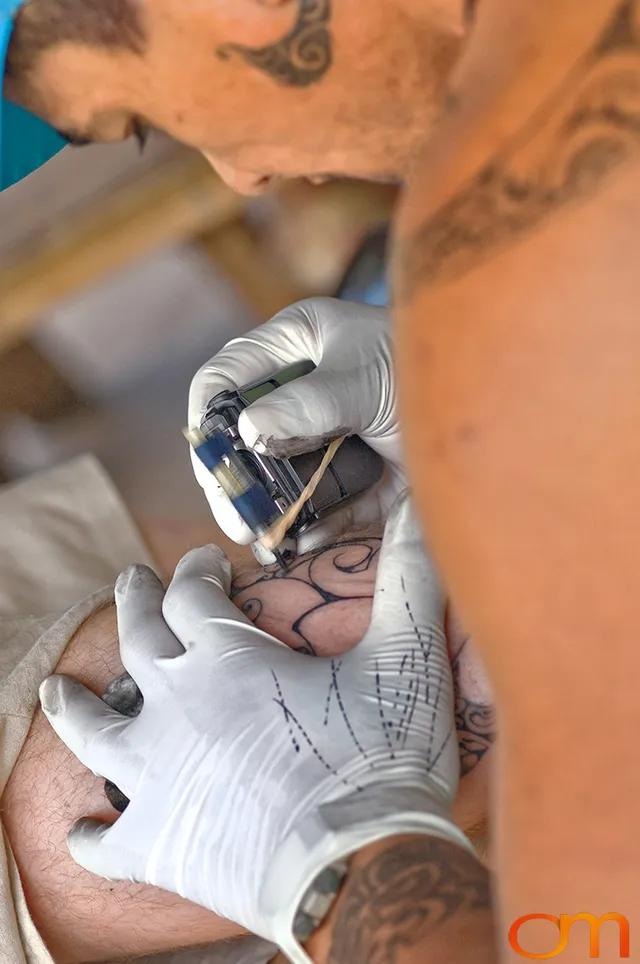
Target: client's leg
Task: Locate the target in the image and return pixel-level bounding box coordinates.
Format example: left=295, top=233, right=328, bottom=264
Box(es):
left=3, top=530, right=495, bottom=964
left=3, top=602, right=247, bottom=964
left=231, top=533, right=495, bottom=852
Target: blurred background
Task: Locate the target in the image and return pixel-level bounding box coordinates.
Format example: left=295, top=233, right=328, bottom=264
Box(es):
left=0, top=134, right=395, bottom=528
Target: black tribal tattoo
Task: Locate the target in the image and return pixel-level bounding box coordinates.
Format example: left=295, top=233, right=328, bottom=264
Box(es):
left=398, top=0, right=640, bottom=299
left=452, top=640, right=496, bottom=777
left=231, top=535, right=381, bottom=656
left=233, top=537, right=494, bottom=776
left=216, top=0, right=332, bottom=88
left=327, top=836, right=493, bottom=964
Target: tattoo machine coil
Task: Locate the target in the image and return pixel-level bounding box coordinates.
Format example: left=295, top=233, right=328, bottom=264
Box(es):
left=185, top=361, right=384, bottom=558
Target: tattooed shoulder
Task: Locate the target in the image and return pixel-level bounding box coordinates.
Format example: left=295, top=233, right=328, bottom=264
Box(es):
left=397, top=0, right=640, bottom=299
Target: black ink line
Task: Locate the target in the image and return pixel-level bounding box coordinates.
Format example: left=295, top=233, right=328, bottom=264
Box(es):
left=451, top=641, right=496, bottom=776
left=375, top=661, right=396, bottom=761
left=232, top=536, right=381, bottom=654
left=271, top=669, right=301, bottom=753
left=427, top=725, right=454, bottom=776
left=271, top=671, right=361, bottom=790
left=323, top=658, right=342, bottom=725
left=331, top=658, right=370, bottom=760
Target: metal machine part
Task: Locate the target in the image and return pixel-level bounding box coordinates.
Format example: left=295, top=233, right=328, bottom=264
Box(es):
left=198, top=361, right=385, bottom=544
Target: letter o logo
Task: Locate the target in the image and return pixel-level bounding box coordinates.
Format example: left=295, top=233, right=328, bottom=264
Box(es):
left=509, top=915, right=568, bottom=959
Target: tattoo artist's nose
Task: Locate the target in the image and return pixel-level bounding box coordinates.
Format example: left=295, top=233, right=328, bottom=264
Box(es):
left=204, top=156, right=273, bottom=196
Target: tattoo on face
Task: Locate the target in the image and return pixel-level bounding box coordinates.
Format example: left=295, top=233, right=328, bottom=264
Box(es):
left=397, top=0, right=640, bottom=299
left=452, top=640, right=496, bottom=777
left=328, top=836, right=492, bottom=964
left=216, top=0, right=333, bottom=88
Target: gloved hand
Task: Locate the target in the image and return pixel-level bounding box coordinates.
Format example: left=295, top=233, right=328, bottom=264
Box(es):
left=39, top=493, right=473, bottom=964
left=188, top=297, right=405, bottom=557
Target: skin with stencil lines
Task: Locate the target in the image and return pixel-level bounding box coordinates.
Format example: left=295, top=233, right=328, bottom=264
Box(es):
left=232, top=536, right=494, bottom=775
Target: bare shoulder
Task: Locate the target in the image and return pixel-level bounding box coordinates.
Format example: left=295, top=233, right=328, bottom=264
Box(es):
left=395, top=0, right=640, bottom=301
left=390, top=0, right=640, bottom=696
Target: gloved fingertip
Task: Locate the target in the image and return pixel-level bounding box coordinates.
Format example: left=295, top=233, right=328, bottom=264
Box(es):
left=67, top=817, right=111, bottom=865
left=296, top=508, right=355, bottom=555
left=40, top=674, right=98, bottom=719
left=207, top=543, right=232, bottom=569
left=237, top=408, right=263, bottom=451
left=115, top=564, right=158, bottom=598
left=114, top=565, right=133, bottom=595
left=186, top=542, right=229, bottom=564
left=384, top=487, right=414, bottom=538
left=69, top=816, right=105, bottom=838
left=173, top=544, right=232, bottom=589
left=239, top=402, right=322, bottom=458
left=251, top=541, right=278, bottom=566
left=39, top=674, right=65, bottom=715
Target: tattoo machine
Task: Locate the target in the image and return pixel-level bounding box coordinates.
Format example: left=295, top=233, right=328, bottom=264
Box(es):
left=184, top=361, right=384, bottom=565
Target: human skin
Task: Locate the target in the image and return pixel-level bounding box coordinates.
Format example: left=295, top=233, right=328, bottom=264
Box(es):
left=231, top=532, right=495, bottom=838
left=3, top=529, right=493, bottom=963
left=395, top=0, right=640, bottom=951
left=306, top=835, right=496, bottom=964
left=2, top=601, right=247, bottom=964
left=5, top=0, right=468, bottom=193
left=11, top=0, right=640, bottom=949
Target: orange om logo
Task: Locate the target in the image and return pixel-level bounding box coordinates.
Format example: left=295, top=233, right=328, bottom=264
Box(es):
left=508, top=913, right=630, bottom=959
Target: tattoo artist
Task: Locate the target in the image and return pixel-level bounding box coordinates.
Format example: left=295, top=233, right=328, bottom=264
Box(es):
left=2, top=0, right=637, bottom=959
left=42, top=305, right=496, bottom=964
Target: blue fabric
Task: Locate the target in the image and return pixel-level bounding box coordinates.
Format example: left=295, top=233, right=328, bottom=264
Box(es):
left=0, top=0, right=65, bottom=191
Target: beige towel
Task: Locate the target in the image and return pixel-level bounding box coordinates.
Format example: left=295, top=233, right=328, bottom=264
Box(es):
left=0, top=456, right=276, bottom=964
left=0, top=456, right=154, bottom=964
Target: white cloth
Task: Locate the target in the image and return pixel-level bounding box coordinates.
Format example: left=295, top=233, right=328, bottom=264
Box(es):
left=0, top=455, right=276, bottom=964
left=0, top=455, right=153, bottom=618
left=0, top=456, right=154, bottom=964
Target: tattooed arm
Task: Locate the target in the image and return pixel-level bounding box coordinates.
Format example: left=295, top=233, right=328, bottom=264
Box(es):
left=452, top=640, right=495, bottom=778
left=306, top=835, right=495, bottom=964
left=395, top=0, right=640, bottom=936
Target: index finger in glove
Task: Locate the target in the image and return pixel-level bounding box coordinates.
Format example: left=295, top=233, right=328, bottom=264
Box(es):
left=188, top=300, right=326, bottom=429
left=237, top=366, right=373, bottom=458
left=39, top=675, right=139, bottom=795
left=162, top=544, right=258, bottom=650
left=67, top=817, right=139, bottom=884
left=362, top=489, right=447, bottom=649
left=115, top=565, right=185, bottom=693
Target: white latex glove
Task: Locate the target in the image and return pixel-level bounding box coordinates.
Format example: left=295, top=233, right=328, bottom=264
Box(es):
left=39, top=493, right=473, bottom=964
left=188, top=298, right=405, bottom=556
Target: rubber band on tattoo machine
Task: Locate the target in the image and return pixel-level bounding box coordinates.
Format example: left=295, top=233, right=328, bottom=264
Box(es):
left=260, top=437, right=344, bottom=551
left=186, top=363, right=384, bottom=564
